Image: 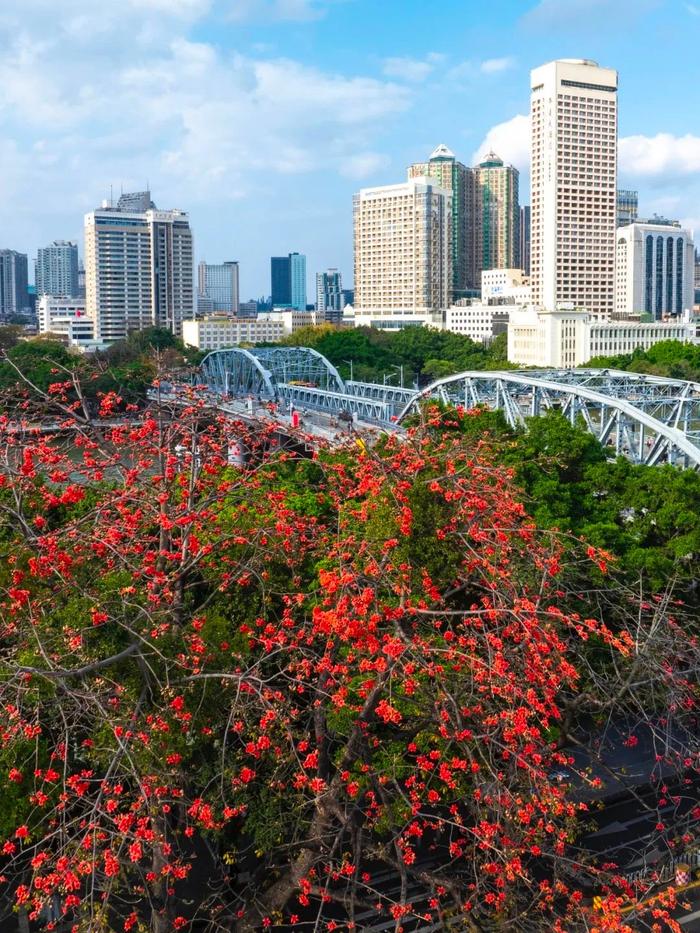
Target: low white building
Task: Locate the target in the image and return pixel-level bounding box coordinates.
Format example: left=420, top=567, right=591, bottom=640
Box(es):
left=37, top=295, right=95, bottom=348
left=508, top=306, right=697, bottom=367
left=444, top=303, right=511, bottom=342
left=182, top=316, right=285, bottom=351
left=259, top=309, right=323, bottom=335
left=38, top=295, right=88, bottom=333
left=353, top=309, right=444, bottom=331
left=481, top=268, right=531, bottom=304
left=615, top=220, right=695, bottom=318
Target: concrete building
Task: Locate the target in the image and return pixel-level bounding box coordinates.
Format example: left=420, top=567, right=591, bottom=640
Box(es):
left=520, top=206, right=531, bottom=275
left=271, top=253, right=306, bottom=310
left=508, top=306, right=696, bottom=367
left=615, top=220, right=695, bottom=319
left=481, top=268, right=531, bottom=304
left=0, top=250, right=30, bottom=316
left=37, top=296, right=95, bottom=348
left=530, top=59, right=618, bottom=319
left=316, top=269, right=344, bottom=323
left=475, top=152, right=520, bottom=273
left=408, top=144, right=478, bottom=295
left=182, top=316, right=285, bottom=350
left=35, top=241, right=79, bottom=298
left=444, top=303, right=511, bottom=342
left=197, top=261, right=240, bottom=315
left=353, top=176, right=452, bottom=330
left=617, top=189, right=638, bottom=228
left=84, top=191, right=194, bottom=342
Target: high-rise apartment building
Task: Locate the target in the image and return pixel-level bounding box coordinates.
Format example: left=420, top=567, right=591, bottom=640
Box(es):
left=615, top=219, right=695, bottom=319
left=475, top=152, right=520, bottom=274
left=84, top=191, right=194, bottom=342
left=0, top=250, right=30, bottom=316
left=353, top=176, right=451, bottom=328
left=290, top=253, right=307, bottom=310
left=520, top=206, right=531, bottom=275
left=316, top=269, right=344, bottom=323
left=408, top=145, right=478, bottom=296
left=617, top=189, right=638, bottom=228
left=271, top=253, right=307, bottom=309
left=35, top=241, right=79, bottom=298
left=198, top=261, right=240, bottom=315
left=530, top=59, right=618, bottom=318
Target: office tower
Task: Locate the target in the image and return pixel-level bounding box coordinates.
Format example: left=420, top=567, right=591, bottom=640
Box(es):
left=77, top=262, right=86, bottom=299
left=409, top=144, right=478, bottom=296
left=35, top=240, right=79, bottom=298
left=615, top=219, right=695, bottom=318
left=520, top=206, right=531, bottom=275
left=342, top=288, right=355, bottom=307
left=617, top=189, right=638, bottom=228
left=197, top=260, right=240, bottom=315
left=0, top=250, right=30, bottom=316
left=84, top=191, right=194, bottom=342
left=353, top=176, right=451, bottom=327
left=475, top=152, right=520, bottom=274
left=316, top=269, right=344, bottom=323
left=530, top=59, right=618, bottom=318
left=271, top=253, right=306, bottom=309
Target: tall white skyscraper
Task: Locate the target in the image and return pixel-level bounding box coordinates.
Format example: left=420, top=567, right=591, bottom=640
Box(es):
left=530, top=59, right=618, bottom=319
left=198, top=261, right=240, bottom=315
left=353, top=176, right=451, bottom=329
left=35, top=241, right=79, bottom=298
left=84, top=192, right=194, bottom=342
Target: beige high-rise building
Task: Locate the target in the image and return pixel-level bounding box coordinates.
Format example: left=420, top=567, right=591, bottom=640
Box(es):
left=353, top=176, right=452, bottom=329
left=85, top=191, right=194, bottom=342
left=474, top=152, right=520, bottom=273
left=530, top=59, right=618, bottom=319
left=408, top=145, right=478, bottom=295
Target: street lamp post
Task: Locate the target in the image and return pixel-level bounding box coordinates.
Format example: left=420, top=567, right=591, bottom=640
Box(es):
left=390, top=364, right=404, bottom=388
left=342, top=359, right=354, bottom=382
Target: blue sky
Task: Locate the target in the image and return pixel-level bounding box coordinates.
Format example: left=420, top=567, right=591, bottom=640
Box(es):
left=0, top=0, right=698, bottom=298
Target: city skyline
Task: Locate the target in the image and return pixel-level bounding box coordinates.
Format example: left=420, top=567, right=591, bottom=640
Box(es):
left=0, top=0, right=699, bottom=297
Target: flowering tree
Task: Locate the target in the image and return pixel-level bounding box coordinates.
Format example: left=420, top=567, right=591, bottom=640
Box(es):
left=0, top=371, right=697, bottom=932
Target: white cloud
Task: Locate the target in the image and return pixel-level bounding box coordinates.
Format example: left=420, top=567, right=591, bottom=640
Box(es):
left=522, top=0, right=658, bottom=30
left=480, top=57, right=515, bottom=74
left=687, top=3, right=700, bottom=14
left=382, top=53, right=443, bottom=83
left=472, top=113, right=530, bottom=171
left=226, top=0, right=336, bottom=22
left=620, top=133, right=700, bottom=178
left=339, top=152, right=390, bottom=179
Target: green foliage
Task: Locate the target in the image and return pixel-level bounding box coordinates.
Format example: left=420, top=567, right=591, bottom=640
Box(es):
left=587, top=339, right=700, bottom=382
left=264, top=325, right=514, bottom=385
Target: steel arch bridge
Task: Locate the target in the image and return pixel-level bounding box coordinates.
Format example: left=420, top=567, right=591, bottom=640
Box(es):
left=398, top=370, right=700, bottom=470
left=200, top=347, right=347, bottom=400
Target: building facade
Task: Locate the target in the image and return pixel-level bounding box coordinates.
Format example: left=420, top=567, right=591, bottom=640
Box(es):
left=197, top=261, right=240, bottom=315
left=353, top=176, right=452, bottom=330
left=182, top=316, right=285, bottom=350
left=481, top=268, right=531, bottom=304
left=271, top=253, right=306, bottom=310
left=84, top=192, right=194, bottom=342
left=316, top=269, right=344, bottom=323
left=475, top=152, right=520, bottom=273
left=444, top=304, right=511, bottom=342
left=530, top=59, right=618, bottom=319
left=617, top=189, right=638, bottom=228
left=408, top=144, right=478, bottom=296
left=615, top=220, right=695, bottom=319
left=0, top=250, right=30, bottom=316
left=520, top=206, right=531, bottom=275
left=508, top=307, right=696, bottom=367
left=35, top=241, right=79, bottom=298
left=38, top=295, right=87, bottom=332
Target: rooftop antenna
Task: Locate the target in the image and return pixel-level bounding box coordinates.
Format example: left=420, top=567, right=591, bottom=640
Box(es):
left=110, top=184, right=113, bottom=208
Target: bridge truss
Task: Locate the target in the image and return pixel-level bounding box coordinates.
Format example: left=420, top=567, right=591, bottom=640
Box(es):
left=399, top=370, right=700, bottom=470
left=198, top=349, right=700, bottom=469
